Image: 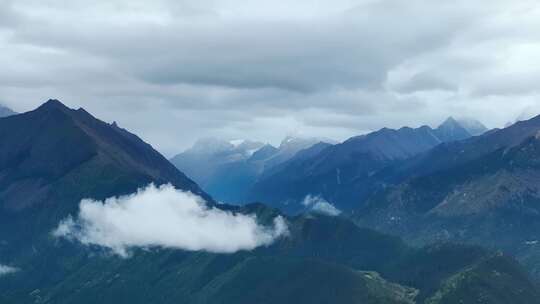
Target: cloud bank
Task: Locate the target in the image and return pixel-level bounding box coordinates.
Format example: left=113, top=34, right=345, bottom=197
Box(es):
left=302, top=195, right=342, bottom=216
left=0, top=264, right=18, bottom=276
left=54, top=184, right=288, bottom=257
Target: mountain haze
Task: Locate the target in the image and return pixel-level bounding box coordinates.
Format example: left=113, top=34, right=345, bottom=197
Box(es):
left=171, top=136, right=329, bottom=203
left=456, top=118, right=488, bottom=136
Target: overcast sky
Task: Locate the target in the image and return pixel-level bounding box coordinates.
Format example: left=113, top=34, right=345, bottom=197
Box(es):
left=1, top=0, right=540, bottom=156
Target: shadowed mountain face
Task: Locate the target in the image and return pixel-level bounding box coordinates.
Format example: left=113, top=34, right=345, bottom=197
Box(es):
left=0, top=105, right=16, bottom=118
left=0, top=100, right=536, bottom=304
left=355, top=114, right=540, bottom=278
left=0, top=100, right=208, bottom=255
left=247, top=119, right=477, bottom=214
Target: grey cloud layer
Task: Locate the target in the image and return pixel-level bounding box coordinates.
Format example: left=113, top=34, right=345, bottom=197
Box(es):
left=4, top=0, right=471, bottom=92
left=1, top=0, right=540, bottom=154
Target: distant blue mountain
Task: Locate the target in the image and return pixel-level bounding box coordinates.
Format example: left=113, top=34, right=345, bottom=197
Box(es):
left=170, top=136, right=329, bottom=203
left=434, top=117, right=472, bottom=142
left=456, top=117, right=489, bottom=136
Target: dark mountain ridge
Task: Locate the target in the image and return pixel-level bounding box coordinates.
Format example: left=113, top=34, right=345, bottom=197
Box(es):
left=0, top=100, right=209, bottom=258
left=1, top=99, right=206, bottom=200
left=387, top=115, right=540, bottom=181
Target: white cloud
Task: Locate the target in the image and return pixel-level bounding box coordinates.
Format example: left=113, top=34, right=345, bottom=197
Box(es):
left=53, top=184, right=288, bottom=257
left=0, top=264, right=18, bottom=276
left=302, top=195, right=342, bottom=216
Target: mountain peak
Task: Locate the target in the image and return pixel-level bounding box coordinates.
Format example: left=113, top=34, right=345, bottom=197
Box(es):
left=456, top=117, right=488, bottom=136
left=0, top=101, right=208, bottom=212
left=42, top=99, right=68, bottom=108
left=35, top=99, right=75, bottom=116
left=438, top=116, right=489, bottom=136
left=439, top=116, right=460, bottom=128
left=434, top=116, right=472, bottom=142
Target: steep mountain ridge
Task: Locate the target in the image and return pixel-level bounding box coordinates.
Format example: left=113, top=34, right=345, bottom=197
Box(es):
left=247, top=118, right=477, bottom=213
left=355, top=114, right=540, bottom=278
left=0, top=100, right=206, bottom=210
left=0, top=100, right=208, bottom=257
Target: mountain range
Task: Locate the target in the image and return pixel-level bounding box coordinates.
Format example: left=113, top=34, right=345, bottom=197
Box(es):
left=354, top=114, right=540, bottom=279
left=171, top=136, right=329, bottom=203
left=1, top=100, right=536, bottom=303
left=246, top=117, right=486, bottom=213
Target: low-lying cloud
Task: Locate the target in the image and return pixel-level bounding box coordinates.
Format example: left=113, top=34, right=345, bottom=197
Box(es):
left=302, top=195, right=342, bottom=216
left=54, top=184, right=288, bottom=257
left=0, top=264, right=18, bottom=276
